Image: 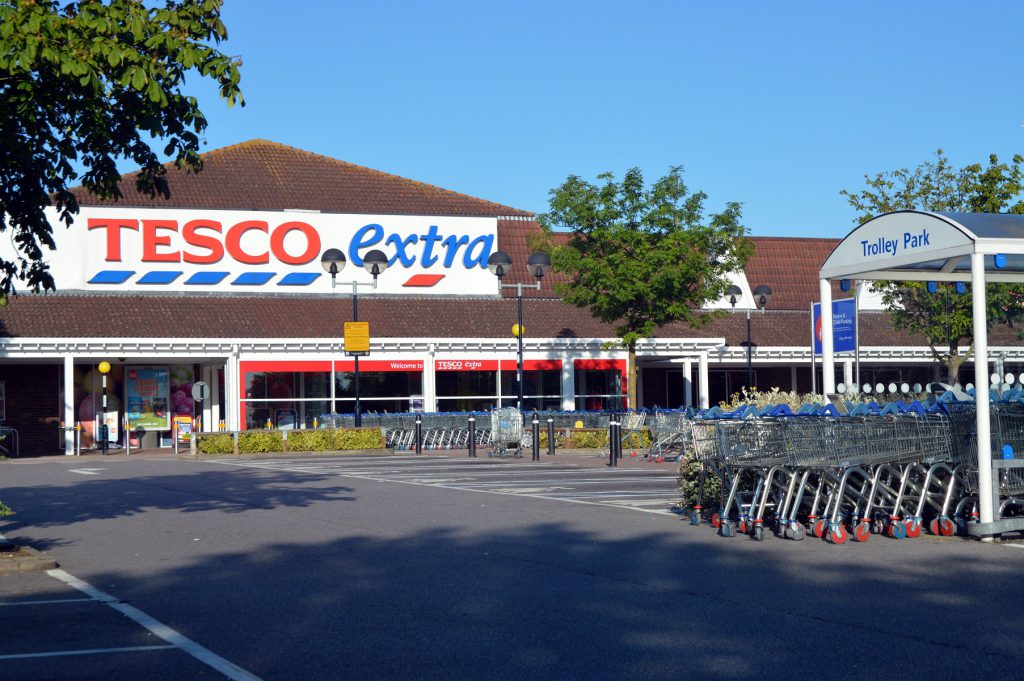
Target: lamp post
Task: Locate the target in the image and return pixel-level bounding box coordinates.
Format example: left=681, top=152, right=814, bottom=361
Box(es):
left=487, top=251, right=551, bottom=410
left=320, top=248, right=389, bottom=427
left=727, top=284, right=773, bottom=391
left=98, top=361, right=111, bottom=454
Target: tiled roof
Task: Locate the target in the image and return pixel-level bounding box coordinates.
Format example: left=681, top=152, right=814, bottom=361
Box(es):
left=70, top=139, right=532, bottom=218
left=0, top=292, right=965, bottom=348
left=745, top=237, right=843, bottom=309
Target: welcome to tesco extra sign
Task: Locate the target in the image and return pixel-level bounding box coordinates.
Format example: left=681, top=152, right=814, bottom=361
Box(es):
left=39, top=207, right=500, bottom=295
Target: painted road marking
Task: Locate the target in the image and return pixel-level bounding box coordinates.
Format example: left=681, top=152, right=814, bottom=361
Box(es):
left=0, top=645, right=176, bottom=661
left=209, top=457, right=680, bottom=515
left=46, top=569, right=262, bottom=681
left=67, top=468, right=105, bottom=475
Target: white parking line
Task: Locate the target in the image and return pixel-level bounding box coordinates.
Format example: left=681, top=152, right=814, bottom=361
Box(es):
left=46, top=569, right=262, bottom=681
left=0, top=644, right=175, bottom=661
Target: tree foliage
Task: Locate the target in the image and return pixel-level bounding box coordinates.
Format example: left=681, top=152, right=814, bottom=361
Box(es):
left=840, top=150, right=1024, bottom=379
left=537, top=166, right=752, bottom=409
left=0, top=0, right=244, bottom=293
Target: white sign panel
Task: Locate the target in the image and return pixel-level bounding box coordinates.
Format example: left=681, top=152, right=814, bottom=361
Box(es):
left=21, top=207, right=501, bottom=296
left=820, top=211, right=973, bottom=279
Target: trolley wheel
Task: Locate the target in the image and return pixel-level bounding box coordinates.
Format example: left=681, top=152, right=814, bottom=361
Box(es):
left=710, top=512, right=723, bottom=529
left=718, top=522, right=734, bottom=538
left=737, top=519, right=749, bottom=534
left=853, top=522, right=871, bottom=543
left=936, top=516, right=956, bottom=537
left=690, top=510, right=701, bottom=526
left=826, top=524, right=849, bottom=545
left=751, top=524, right=765, bottom=542
left=905, top=518, right=923, bottom=538
left=954, top=516, right=969, bottom=536
left=888, top=521, right=907, bottom=539
left=812, top=519, right=828, bottom=539
left=871, top=518, right=885, bottom=535
left=782, top=525, right=795, bottom=540
left=790, top=523, right=806, bottom=541
left=655, top=455, right=665, bottom=463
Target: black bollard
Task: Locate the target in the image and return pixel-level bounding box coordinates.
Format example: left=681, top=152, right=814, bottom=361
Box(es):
left=609, top=416, right=618, bottom=467
left=547, top=418, right=555, bottom=456
left=468, top=416, right=477, bottom=458
left=531, top=412, right=540, bottom=461
left=415, top=417, right=422, bottom=455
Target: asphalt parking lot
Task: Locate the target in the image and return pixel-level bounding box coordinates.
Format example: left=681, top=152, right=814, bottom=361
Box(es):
left=2, top=451, right=1024, bottom=680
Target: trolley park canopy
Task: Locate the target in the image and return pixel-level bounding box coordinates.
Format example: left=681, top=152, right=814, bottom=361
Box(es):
left=818, top=210, right=1024, bottom=537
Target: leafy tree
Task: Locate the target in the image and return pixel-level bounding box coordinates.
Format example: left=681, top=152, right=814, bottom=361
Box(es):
left=0, top=0, right=244, bottom=294
left=537, top=166, right=752, bottom=410
left=840, top=149, right=1024, bottom=380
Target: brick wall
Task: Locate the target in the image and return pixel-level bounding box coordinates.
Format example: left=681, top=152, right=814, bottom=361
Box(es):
left=0, top=364, right=61, bottom=455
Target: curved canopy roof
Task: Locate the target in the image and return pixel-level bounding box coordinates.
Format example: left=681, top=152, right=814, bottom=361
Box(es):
left=820, top=210, right=1024, bottom=282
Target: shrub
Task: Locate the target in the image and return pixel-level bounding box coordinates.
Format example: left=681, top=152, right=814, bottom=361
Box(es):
left=196, top=433, right=234, bottom=455
left=238, top=430, right=284, bottom=454
left=287, top=428, right=383, bottom=452
left=677, top=455, right=722, bottom=510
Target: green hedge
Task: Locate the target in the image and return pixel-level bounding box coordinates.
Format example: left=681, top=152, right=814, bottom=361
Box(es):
left=195, top=428, right=385, bottom=455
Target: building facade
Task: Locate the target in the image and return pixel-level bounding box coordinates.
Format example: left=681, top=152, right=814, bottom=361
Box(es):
left=1, top=140, right=1020, bottom=456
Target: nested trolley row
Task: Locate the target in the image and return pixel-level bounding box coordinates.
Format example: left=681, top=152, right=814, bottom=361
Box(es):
left=676, top=402, right=1024, bottom=543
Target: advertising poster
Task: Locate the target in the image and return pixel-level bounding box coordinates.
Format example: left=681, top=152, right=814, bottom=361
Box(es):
left=812, top=298, right=857, bottom=355
left=126, top=366, right=170, bottom=430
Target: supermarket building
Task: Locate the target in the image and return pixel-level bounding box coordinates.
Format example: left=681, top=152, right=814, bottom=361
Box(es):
left=1, top=140, right=1021, bottom=456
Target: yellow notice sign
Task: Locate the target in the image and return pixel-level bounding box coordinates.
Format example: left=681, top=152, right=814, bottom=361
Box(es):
left=344, top=321, right=371, bottom=356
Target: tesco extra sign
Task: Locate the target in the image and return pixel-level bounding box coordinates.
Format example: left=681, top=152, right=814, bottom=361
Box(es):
left=40, top=207, right=500, bottom=295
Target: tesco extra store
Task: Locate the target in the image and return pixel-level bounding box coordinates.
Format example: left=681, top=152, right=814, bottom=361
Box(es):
left=2, top=140, right=1016, bottom=456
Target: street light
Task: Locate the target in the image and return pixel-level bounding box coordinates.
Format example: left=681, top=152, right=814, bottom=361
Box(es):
left=488, top=250, right=551, bottom=410
left=98, top=361, right=111, bottom=455
left=727, top=284, right=773, bottom=391
left=320, top=248, right=389, bottom=427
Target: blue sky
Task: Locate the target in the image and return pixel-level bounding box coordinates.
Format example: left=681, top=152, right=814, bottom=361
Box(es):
left=180, top=0, right=1024, bottom=238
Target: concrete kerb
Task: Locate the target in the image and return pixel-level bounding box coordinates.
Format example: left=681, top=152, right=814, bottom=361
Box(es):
left=0, top=533, right=58, bottom=573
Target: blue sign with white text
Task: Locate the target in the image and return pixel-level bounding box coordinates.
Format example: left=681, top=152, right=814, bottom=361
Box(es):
left=812, top=298, right=857, bottom=355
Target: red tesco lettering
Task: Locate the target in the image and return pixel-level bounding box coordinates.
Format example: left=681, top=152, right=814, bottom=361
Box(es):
left=88, top=218, right=321, bottom=265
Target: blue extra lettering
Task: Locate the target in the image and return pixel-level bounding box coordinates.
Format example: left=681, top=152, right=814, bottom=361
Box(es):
left=386, top=232, right=419, bottom=267
left=349, top=224, right=384, bottom=265
left=462, top=235, right=494, bottom=268
left=420, top=225, right=442, bottom=267
left=441, top=234, right=470, bottom=267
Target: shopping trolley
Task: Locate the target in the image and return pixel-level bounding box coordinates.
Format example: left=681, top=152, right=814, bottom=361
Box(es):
left=489, top=407, right=525, bottom=458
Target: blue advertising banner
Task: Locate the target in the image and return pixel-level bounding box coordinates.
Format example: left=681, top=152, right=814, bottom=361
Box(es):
left=812, top=298, right=857, bottom=355
left=125, top=366, right=170, bottom=431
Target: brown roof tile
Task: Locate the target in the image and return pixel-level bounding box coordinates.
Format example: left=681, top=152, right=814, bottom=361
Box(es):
left=70, top=139, right=532, bottom=218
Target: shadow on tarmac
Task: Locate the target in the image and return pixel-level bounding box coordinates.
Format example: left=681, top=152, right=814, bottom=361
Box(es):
left=3, top=464, right=1024, bottom=680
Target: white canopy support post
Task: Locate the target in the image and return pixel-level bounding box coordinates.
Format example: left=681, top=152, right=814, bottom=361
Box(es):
left=683, top=359, right=693, bottom=407
left=698, top=351, right=710, bottom=409
left=972, top=252, right=995, bottom=527
left=820, top=278, right=835, bottom=395
left=63, top=355, right=75, bottom=455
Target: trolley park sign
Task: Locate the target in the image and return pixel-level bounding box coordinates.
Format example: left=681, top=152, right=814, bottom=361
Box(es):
left=14, top=207, right=501, bottom=296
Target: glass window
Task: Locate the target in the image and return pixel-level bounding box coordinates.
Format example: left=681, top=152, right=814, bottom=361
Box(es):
left=334, top=371, right=422, bottom=398
left=574, top=369, right=624, bottom=410
left=436, top=370, right=497, bottom=397
left=501, top=369, right=560, bottom=397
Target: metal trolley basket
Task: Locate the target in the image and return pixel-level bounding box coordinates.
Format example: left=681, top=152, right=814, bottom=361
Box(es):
left=489, top=407, right=525, bottom=458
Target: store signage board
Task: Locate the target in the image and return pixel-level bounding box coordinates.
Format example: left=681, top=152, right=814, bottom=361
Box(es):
left=125, top=366, right=171, bottom=431
left=20, top=207, right=500, bottom=296
left=812, top=298, right=857, bottom=355
left=344, top=321, right=370, bottom=356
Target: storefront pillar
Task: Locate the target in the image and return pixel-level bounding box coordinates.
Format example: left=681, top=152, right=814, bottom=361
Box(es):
left=226, top=347, right=240, bottom=431
left=63, top=355, right=75, bottom=456
left=423, top=348, right=437, bottom=412
left=843, top=359, right=854, bottom=390
left=698, top=351, right=709, bottom=409
left=560, top=356, right=575, bottom=411
left=683, top=359, right=693, bottom=407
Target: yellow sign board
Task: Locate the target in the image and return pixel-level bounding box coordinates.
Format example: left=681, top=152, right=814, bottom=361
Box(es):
left=344, top=321, right=371, bottom=356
